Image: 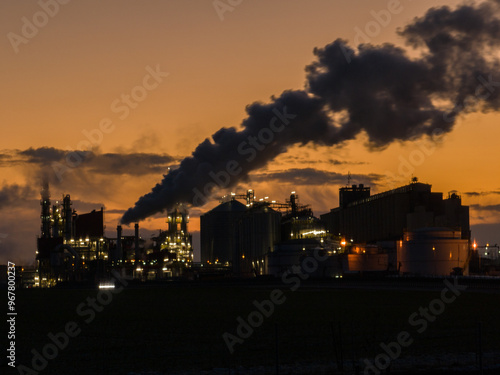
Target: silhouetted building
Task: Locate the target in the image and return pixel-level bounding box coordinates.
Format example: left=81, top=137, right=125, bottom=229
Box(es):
left=200, top=199, right=247, bottom=265
left=321, top=181, right=470, bottom=244
left=236, top=204, right=281, bottom=275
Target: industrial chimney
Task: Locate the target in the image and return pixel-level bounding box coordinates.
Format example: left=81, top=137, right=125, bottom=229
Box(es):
left=116, top=225, right=123, bottom=263
left=134, top=223, right=140, bottom=262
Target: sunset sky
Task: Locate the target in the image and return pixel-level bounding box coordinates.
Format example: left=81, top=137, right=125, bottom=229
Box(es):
left=1, top=0, right=500, bottom=265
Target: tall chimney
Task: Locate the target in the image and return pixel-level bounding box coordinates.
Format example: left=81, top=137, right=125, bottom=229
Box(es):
left=63, top=195, right=72, bottom=241
left=40, top=182, right=51, bottom=238
left=134, top=223, right=140, bottom=262
left=116, top=225, right=123, bottom=263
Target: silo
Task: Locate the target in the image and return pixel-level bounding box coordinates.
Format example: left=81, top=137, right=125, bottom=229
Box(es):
left=200, top=199, right=247, bottom=265
left=237, top=204, right=281, bottom=275
left=397, top=228, right=469, bottom=276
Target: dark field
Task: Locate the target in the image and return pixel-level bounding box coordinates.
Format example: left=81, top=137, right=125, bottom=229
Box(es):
left=8, top=280, right=500, bottom=374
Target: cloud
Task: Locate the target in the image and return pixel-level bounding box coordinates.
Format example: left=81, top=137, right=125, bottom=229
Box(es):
left=464, top=190, right=500, bottom=197
left=470, top=204, right=500, bottom=212
left=0, top=184, right=36, bottom=209
left=123, top=0, right=500, bottom=223
left=6, top=147, right=177, bottom=176
left=249, top=168, right=381, bottom=186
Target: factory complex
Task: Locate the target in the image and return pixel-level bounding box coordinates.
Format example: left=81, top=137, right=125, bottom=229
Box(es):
left=16, top=179, right=497, bottom=287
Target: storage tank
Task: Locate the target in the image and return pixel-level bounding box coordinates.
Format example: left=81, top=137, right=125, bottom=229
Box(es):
left=200, top=199, right=247, bottom=264
left=397, top=228, right=469, bottom=276
left=237, top=204, right=281, bottom=275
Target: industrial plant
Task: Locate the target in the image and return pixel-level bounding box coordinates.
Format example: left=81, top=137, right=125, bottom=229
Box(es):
left=22, top=178, right=498, bottom=287
left=32, top=182, right=193, bottom=287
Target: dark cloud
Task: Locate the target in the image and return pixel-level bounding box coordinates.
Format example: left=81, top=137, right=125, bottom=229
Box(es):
left=249, top=168, right=381, bottom=186
left=122, top=0, right=500, bottom=224
left=106, top=209, right=127, bottom=215
left=470, top=204, right=500, bottom=212
left=464, top=190, right=500, bottom=197
left=0, top=147, right=177, bottom=177
left=20, top=147, right=70, bottom=164
left=277, top=154, right=365, bottom=166
left=0, top=184, right=36, bottom=209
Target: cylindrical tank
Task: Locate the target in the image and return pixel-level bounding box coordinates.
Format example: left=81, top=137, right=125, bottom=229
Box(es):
left=398, top=228, right=469, bottom=275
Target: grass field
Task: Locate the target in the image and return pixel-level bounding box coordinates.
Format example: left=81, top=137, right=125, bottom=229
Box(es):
left=9, top=280, right=500, bottom=374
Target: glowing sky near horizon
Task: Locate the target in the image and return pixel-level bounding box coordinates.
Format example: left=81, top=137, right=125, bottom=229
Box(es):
left=1, top=0, right=499, bottom=264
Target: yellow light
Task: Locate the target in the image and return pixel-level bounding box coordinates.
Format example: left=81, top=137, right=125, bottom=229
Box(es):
left=241, top=255, right=245, bottom=259
left=341, top=240, right=346, bottom=246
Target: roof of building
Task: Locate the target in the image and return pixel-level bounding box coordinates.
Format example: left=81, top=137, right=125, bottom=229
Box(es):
left=209, top=199, right=247, bottom=213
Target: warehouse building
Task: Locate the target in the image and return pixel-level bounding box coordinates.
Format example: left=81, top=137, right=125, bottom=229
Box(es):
left=321, top=180, right=470, bottom=243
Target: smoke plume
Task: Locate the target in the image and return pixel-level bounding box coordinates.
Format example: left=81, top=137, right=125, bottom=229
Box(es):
left=122, top=0, right=500, bottom=224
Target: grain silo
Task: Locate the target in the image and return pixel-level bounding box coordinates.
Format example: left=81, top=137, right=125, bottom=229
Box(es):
left=397, top=228, right=470, bottom=276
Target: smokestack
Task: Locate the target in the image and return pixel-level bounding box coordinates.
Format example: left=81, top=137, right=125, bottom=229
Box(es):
left=40, top=181, right=51, bottom=238
left=121, top=0, right=500, bottom=224
left=134, top=223, right=140, bottom=262
left=52, top=204, right=60, bottom=238
left=290, top=192, right=298, bottom=216
left=116, top=225, right=122, bottom=263
left=63, top=195, right=72, bottom=241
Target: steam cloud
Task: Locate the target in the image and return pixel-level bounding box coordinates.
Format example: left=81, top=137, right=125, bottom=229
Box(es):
left=122, top=0, right=500, bottom=224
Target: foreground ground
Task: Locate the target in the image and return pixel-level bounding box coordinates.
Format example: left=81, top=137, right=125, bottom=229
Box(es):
left=7, top=278, right=500, bottom=374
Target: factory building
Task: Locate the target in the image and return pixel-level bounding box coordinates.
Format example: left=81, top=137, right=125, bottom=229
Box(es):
left=281, top=192, right=325, bottom=241
left=36, top=183, right=109, bottom=287
left=346, top=244, right=390, bottom=273
left=144, top=204, right=194, bottom=278
left=200, top=190, right=335, bottom=276
left=200, top=190, right=282, bottom=276
left=320, top=179, right=472, bottom=276
left=267, top=237, right=343, bottom=278
left=321, top=180, right=470, bottom=244
left=35, top=183, right=194, bottom=286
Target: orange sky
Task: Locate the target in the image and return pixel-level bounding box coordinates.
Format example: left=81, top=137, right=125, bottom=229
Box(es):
left=1, top=0, right=499, bottom=264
